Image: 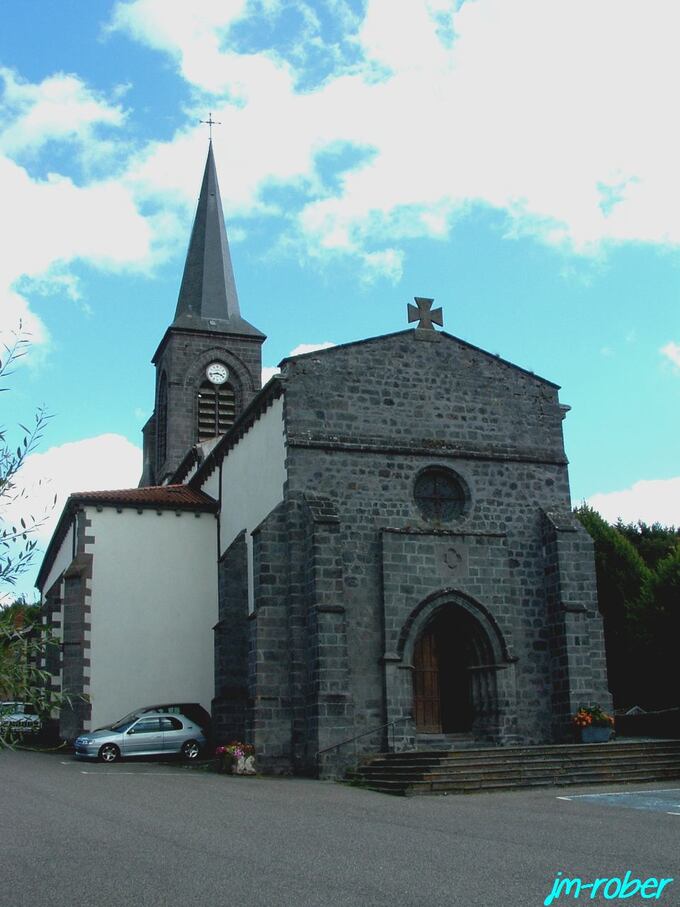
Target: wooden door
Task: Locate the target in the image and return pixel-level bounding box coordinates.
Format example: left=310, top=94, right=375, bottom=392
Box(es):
left=413, top=626, right=441, bottom=732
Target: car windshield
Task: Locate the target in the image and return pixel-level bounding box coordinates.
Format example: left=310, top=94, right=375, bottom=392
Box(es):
left=109, top=718, right=137, bottom=732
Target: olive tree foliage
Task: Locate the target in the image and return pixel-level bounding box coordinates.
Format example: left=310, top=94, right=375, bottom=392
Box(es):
left=0, top=328, right=54, bottom=594
left=0, top=327, right=69, bottom=746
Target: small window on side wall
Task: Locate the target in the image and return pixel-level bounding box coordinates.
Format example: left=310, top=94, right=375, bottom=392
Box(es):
left=414, top=467, right=467, bottom=523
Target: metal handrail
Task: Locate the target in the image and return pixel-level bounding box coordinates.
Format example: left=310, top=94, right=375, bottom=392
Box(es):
left=316, top=715, right=412, bottom=759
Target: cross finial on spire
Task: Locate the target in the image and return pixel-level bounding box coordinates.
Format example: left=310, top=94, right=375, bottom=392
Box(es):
left=408, top=297, right=443, bottom=331
left=200, top=112, right=222, bottom=141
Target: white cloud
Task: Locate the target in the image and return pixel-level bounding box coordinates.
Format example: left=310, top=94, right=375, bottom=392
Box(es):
left=0, top=158, right=153, bottom=279
left=7, top=0, right=680, bottom=349
left=0, top=290, right=49, bottom=357
left=0, top=69, right=162, bottom=352
left=0, top=157, right=156, bottom=347
left=110, top=0, right=252, bottom=94
left=360, top=249, right=404, bottom=284
left=288, top=341, right=336, bottom=357
left=660, top=341, right=680, bottom=369
left=3, top=434, right=143, bottom=555
left=588, top=477, right=680, bottom=527
left=262, top=340, right=336, bottom=382
left=0, top=68, right=124, bottom=157
left=110, top=0, right=680, bottom=266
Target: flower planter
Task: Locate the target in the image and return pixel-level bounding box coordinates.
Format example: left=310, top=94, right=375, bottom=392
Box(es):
left=215, top=743, right=256, bottom=774
left=234, top=755, right=256, bottom=775
left=216, top=754, right=235, bottom=774
left=580, top=726, right=611, bottom=743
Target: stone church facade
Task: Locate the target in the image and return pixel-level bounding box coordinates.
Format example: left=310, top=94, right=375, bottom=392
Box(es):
left=37, top=143, right=611, bottom=774
left=209, top=329, right=611, bottom=775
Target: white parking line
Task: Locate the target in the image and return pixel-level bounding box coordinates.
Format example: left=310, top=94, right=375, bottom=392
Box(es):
left=79, top=770, right=194, bottom=776
left=561, top=787, right=680, bottom=799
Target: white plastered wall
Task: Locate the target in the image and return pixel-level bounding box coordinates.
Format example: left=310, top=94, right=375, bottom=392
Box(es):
left=85, top=506, right=217, bottom=729
left=39, top=519, right=76, bottom=692
left=41, top=520, right=76, bottom=596
left=215, top=396, right=287, bottom=610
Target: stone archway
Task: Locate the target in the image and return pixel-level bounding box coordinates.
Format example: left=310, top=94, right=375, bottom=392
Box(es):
left=383, top=590, right=516, bottom=747
left=412, top=605, right=496, bottom=736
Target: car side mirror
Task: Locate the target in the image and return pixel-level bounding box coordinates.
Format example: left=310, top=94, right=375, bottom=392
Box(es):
left=127, top=729, right=135, bottom=735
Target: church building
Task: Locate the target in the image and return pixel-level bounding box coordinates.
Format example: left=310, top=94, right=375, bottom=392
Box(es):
left=37, top=142, right=612, bottom=773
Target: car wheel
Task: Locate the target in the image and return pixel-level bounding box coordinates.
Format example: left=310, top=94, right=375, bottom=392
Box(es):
left=98, top=743, right=120, bottom=763
left=181, top=740, right=200, bottom=761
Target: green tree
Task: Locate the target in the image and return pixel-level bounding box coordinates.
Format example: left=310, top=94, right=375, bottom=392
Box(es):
left=616, top=520, right=680, bottom=572
left=0, top=605, right=67, bottom=746
left=574, top=505, right=654, bottom=707
left=641, top=547, right=680, bottom=707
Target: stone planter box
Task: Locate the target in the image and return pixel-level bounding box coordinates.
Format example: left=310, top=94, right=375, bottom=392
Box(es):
left=581, top=726, right=611, bottom=743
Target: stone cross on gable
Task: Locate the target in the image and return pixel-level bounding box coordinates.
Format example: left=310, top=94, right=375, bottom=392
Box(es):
left=408, top=297, right=444, bottom=331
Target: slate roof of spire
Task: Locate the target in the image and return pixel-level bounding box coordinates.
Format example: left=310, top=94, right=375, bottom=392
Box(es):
left=172, top=142, right=263, bottom=337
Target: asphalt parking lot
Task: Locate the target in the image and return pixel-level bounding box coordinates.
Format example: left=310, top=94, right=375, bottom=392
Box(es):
left=1, top=748, right=677, bottom=907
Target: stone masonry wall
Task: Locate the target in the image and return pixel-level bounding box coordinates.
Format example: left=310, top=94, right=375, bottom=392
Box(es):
left=247, top=502, right=294, bottom=773
left=213, top=531, right=249, bottom=743
left=152, top=328, right=263, bottom=482
left=543, top=510, right=613, bottom=739
left=59, top=510, right=93, bottom=740
left=271, top=329, right=610, bottom=759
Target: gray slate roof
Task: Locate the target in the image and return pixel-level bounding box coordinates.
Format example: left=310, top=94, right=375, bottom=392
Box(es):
left=172, top=142, right=263, bottom=337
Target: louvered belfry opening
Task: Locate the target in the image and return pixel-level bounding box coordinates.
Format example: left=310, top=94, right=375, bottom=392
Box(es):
left=197, top=379, right=235, bottom=441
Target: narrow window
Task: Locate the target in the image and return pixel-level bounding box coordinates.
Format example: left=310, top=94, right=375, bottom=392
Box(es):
left=197, top=380, right=235, bottom=441
left=157, top=373, right=168, bottom=465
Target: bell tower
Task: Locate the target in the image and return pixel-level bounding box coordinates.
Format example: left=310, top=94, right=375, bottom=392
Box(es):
left=140, top=142, right=265, bottom=485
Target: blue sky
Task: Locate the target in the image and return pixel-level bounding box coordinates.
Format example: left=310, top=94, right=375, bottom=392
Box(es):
left=1, top=0, right=679, bottom=598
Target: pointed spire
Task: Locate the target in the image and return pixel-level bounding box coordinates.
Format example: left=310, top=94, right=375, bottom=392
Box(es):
left=173, top=143, right=263, bottom=337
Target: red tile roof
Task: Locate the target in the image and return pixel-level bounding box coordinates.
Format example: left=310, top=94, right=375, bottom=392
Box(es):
left=36, top=484, right=217, bottom=590
left=69, top=485, right=218, bottom=511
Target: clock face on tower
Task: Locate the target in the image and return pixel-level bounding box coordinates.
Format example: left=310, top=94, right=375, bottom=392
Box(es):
left=206, top=362, right=228, bottom=385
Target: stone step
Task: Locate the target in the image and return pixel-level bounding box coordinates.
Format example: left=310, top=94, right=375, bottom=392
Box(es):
left=353, top=767, right=680, bottom=796
left=361, top=740, right=680, bottom=760
left=360, top=742, right=680, bottom=766
left=356, top=758, right=680, bottom=783
left=362, top=750, right=680, bottom=771
left=359, top=751, right=680, bottom=771
left=355, top=755, right=680, bottom=777
left=353, top=766, right=680, bottom=788
left=349, top=740, right=680, bottom=795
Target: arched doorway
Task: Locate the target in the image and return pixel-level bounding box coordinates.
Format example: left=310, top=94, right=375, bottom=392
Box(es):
left=412, top=606, right=493, bottom=735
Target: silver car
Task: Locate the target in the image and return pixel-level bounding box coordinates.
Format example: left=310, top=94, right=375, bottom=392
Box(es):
left=74, top=711, right=205, bottom=763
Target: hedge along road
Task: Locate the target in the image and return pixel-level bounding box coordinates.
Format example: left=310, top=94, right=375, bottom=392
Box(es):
left=1, top=749, right=677, bottom=907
